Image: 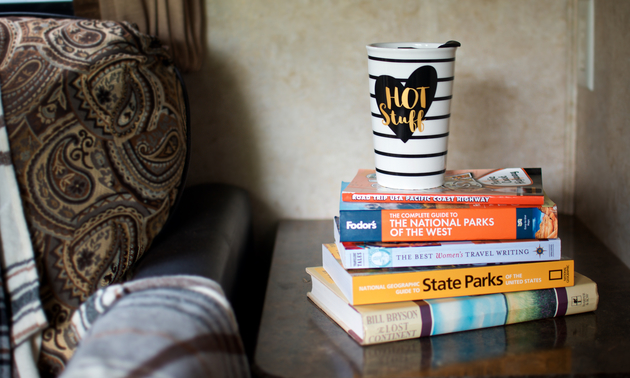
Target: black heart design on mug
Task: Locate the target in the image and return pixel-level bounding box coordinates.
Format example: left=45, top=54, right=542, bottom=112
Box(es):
left=375, top=66, right=438, bottom=143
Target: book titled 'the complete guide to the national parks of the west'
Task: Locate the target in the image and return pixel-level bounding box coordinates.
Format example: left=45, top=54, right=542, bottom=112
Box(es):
left=333, top=217, right=561, bottom=269
left=338, top=182, right=558, bottom=243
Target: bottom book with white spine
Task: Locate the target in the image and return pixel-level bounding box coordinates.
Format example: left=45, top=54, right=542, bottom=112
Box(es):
left=306, top=266, right=598, bottom=346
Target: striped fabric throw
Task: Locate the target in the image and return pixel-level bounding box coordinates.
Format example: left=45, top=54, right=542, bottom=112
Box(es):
left=0, top=92, right=49, bottom=376
left=62, top=275, right=250, bottom=378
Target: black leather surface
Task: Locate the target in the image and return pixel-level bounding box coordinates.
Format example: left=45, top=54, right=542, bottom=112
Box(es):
left=132, top=183, right=253, bottom=302
left=132, top=182, right=261, bottom=360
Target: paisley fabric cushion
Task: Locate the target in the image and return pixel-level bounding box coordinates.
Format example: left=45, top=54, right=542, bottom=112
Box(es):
left=0, top=17, right=188, bottom=375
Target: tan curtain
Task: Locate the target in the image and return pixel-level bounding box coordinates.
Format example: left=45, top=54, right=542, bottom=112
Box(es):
left=76, top=0, right=204, bottom=73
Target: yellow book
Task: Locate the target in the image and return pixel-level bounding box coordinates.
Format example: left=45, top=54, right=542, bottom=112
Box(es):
left=321, top=243, right=574, bottom=305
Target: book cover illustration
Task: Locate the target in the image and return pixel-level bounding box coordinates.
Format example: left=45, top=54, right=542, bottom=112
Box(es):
left=342, top=168, right=544, bottom=205
left=322, top=243, right=574, bottom=305
left=310, top=297, right=596, bottom=377
left=307, top=267, right=598, bottom=346
left=339, top=182, right=558, bottom=242
left=333, top=217, right=561, bottom=269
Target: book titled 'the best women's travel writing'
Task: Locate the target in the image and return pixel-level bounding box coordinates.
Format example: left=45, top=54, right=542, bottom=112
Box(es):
left=321, top=243, right=574, bottom=306
left=342, top=168, right=545, bottom=206
left=306, top=267, right=598, bottom=346
left=338, top=182, right=558, bottom=243
left=333, top=218, right=561, bottom=269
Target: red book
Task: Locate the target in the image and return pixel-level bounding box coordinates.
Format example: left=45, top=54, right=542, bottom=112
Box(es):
left=342, top=168, right=544, bottom=206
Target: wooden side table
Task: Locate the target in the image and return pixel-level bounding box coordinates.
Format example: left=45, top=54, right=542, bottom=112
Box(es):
left=253, top=215, right=630, bottom=377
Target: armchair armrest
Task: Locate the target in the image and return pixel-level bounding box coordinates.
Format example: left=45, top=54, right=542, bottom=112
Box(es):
left=131, top=183, right=253, bottom=302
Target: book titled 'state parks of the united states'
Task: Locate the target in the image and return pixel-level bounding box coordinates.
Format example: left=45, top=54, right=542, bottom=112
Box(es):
left=306, top=267, right=598, bottom=346
left=342, top=168, right=545, bottom=205
left=321, top=243, right=574, bottom=306
left=338, top=182, right=558, bottom=243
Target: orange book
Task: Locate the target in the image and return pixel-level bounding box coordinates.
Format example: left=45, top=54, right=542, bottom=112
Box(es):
left=322, top=243, right=574, bottom=305
left=339, top=183, right=558, bottom=242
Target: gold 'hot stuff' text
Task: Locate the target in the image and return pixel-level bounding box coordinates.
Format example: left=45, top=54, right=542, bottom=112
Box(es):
left=378, top=86, right=430, bottom=133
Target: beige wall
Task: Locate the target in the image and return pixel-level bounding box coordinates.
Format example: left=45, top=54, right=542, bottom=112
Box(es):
left=183, top=0, right=577, bottom=245
left=575, top=0, right=630, bottom=267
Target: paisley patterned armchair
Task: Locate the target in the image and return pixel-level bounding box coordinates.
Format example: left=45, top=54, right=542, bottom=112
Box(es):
left=0, top=15, right=253, bottom=377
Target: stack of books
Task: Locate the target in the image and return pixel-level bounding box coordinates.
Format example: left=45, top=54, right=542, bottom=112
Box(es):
left=307, top=168, right=599, bottom=346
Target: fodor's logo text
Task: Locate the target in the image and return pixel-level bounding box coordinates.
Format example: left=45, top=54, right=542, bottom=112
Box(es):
left=346, top=220, right=377, bottom=230
left=375, top=66, right=437, bottom=143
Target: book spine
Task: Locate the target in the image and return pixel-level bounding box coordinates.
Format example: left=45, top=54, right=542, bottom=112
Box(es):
left=322, top=243, right=573, bottom=305
left=339, top=206, right=556, bottom=242
left=336, top=238, right=561, bottom=269
left=358, top=302, right=426, bottom=345
left=341, top=192, right=544, bottom=206
left=359, top=276, right=597, bottom=345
